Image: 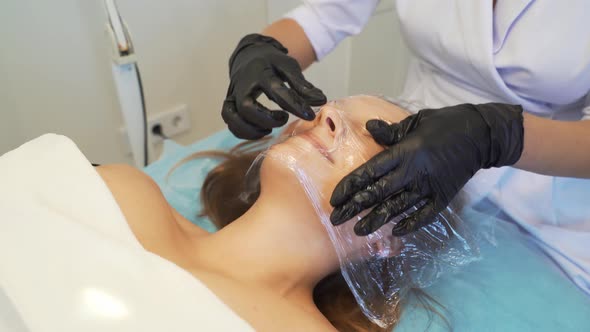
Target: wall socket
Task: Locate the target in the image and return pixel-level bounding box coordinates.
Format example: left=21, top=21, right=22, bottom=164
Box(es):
left=119, top=104, right=191, bottom=158
left=146, top=104, right=191, bottom=145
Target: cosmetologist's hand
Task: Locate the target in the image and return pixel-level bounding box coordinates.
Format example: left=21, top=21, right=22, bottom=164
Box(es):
left=330, top=103, right=524, bottom=236
left=222, top=34, right=327, bottom=140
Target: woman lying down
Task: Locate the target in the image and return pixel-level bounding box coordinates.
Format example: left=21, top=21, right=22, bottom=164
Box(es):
left=0, top=95, right=470, bottom=331
left=101, top=95, right=431, bottom=331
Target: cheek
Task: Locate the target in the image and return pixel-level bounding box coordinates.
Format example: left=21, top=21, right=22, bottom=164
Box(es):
left=260, top=140, right=384, bottom=218
left=262, top=141, right=401, bottom=261
left=260, top=143, right=334, bottom=207
left=330, top=143, right=384, bottom=186
left=259, top=147, right=301, bottom=192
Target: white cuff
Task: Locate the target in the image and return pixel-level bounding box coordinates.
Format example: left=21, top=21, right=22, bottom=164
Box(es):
left=582, top=93, right=590, bottom=120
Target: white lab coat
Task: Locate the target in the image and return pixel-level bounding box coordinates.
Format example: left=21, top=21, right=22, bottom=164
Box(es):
left=286, top=0, right=590, bottom=294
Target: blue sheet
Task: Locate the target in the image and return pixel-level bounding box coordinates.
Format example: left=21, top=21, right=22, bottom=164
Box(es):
left=144, top=131, right=243, bottom=233
left=395, top=207, right=590, bottom=331
left=144, top=130, right=590, bottom=331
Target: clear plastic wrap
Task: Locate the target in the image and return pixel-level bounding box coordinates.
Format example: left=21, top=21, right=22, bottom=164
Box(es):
left=243, top=97, right=484, bottom=327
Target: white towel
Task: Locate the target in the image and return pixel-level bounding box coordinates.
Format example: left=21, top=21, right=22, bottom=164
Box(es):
left=0, top=134, right=254, bottom=332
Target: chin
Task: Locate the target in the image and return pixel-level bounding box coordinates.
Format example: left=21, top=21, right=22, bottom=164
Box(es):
left=258, top=142, right=304, bottom=195
left=259, top=141, right=334, bottom=210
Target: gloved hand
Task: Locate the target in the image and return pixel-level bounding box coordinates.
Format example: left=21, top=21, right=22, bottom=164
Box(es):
left=222, top=34, right=327, bottom=139
left=329, top=103, right=524, bottom=236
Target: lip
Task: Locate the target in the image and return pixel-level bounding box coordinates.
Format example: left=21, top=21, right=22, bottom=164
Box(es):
left=298, top=131, right=334, bottom=163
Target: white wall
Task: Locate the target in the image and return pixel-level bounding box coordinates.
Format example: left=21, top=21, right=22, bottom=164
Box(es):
left=1, top=1, right=124, bottom=162
left=0, top=0, right=268, bottom=163
left=0, top=0, right=410, bottom=164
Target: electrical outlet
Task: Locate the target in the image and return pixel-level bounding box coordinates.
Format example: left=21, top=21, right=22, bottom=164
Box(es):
left=119, top=104, right=191, bottom=157
left=147, top=104, right=191, bottom=145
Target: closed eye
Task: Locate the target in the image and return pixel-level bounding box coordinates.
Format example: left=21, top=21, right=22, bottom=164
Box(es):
left=361, top=127, right=373, bottom=138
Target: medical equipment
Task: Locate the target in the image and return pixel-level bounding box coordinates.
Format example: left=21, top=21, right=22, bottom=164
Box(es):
left=104, top=0, right=148, bottom=167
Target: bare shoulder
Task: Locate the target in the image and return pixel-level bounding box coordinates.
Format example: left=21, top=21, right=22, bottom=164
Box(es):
left=95, top=165, right=335, bottom=331
left=95, top=164, right=207, bottom=256
left=189, top=269, right=338, bottom=332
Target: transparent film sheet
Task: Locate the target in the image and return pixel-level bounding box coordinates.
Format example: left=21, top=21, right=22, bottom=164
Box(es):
left=243, top=97, right=485, bottom=327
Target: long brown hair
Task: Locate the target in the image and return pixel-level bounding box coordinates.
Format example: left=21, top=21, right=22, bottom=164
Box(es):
left=173, top=140, right=448, bottom=332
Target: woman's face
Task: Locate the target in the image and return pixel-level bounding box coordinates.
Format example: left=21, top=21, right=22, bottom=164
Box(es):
left=258, top=95, right=409, bottom=259
left=261, top=95, right=408, bottom=212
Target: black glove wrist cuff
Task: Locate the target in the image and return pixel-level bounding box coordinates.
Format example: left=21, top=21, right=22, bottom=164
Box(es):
left=476, top=103, right=525, bottom=168
left=228, top=33, right=289, bottom=70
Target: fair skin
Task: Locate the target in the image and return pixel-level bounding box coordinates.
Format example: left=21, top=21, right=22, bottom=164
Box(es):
left=96, top=96, right=408, bottom=331
left=263, top=19, right=590, bottom=179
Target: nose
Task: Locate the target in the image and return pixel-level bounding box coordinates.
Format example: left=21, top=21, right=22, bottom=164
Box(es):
left=282, top=107, right=344, bottom=139
left=317, top=107, right=344, bottom=138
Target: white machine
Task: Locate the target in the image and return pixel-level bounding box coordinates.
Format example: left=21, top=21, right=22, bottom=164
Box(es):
left=104, top=0, right=147, bottom=167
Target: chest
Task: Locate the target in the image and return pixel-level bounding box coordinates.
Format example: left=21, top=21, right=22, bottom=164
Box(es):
left=187, top=270, right=334, bottom=332
left=97, top=165, right=333, bottom=332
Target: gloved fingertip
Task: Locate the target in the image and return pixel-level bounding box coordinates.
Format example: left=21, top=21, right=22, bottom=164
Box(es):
left=330, top=207, right=347, bottom=226
left=301, top=108, right=316, bottom=121
left=366, top=120, right=389, bottom=136
left=229, top=122, right=271, bottom=140
left=330, top=175, right=369, bottom=207
left=329, top=187, right=346, bottom=207
left=367, top=120, right=401, bottom=146
left=353, top=221, right=373, bottom=236
left=366, top=119, right=389, bottom=132
left=290, top=77, right=326, bottom=105
left=390, top=221, right=411, bottom=237
left=271, top=110, right=289, bottom=125
left=331, top=202, right=360, bottom=225
left=307, top=89, right=327, bottom=106
left=355, top=210, right=390, bottom=235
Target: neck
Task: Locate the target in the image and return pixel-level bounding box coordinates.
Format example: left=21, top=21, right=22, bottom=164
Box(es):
left=187, top=191, right=339, bottom=310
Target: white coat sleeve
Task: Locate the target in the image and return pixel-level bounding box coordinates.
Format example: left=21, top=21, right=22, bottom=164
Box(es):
left=583, top=93, right=590, bottom=120
left=284, top=0, right=380, bottom=60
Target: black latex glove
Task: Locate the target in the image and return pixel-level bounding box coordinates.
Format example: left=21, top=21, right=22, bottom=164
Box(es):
left=330, top=103, right=524, bottom=236
left=222, top=34, right=327, bottom=139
